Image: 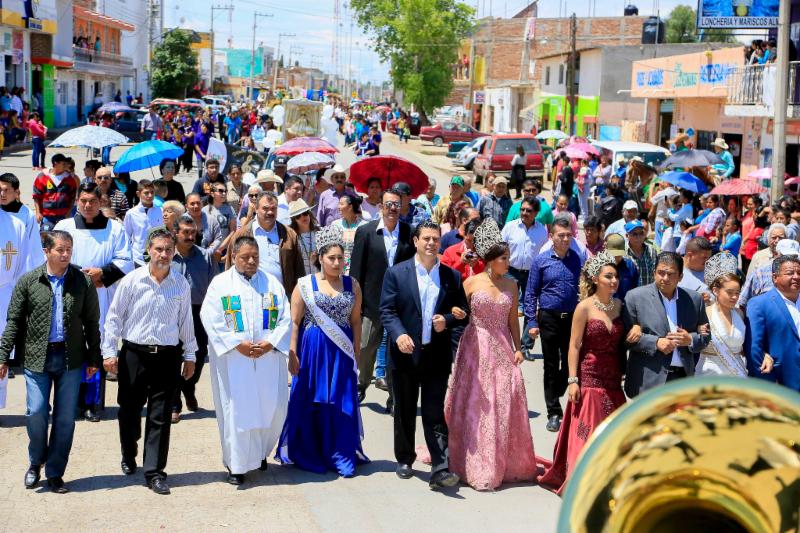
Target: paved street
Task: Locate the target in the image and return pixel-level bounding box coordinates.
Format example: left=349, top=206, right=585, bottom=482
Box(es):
left=0, top=136, right=561, bottom=533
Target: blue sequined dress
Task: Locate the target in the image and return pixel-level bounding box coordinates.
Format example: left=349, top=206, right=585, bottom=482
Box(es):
left=276, top=275, right=368, bottom=476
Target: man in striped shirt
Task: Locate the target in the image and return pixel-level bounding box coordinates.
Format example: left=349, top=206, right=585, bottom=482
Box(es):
left=102, top=227, right=197, bottom=495
left=31, top=153, right=79, bottom=232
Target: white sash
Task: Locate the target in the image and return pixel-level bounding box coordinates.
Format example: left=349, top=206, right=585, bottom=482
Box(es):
left=298, top=275, right=358, bottom=376
left=708, top=308, right=748, bottom=378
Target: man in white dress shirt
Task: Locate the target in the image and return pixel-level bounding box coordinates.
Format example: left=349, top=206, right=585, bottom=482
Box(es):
left=102, top=228, right=197, bottom=495
left=123, top=180, right=163, bottom=267
left=276, top=176, right=305, bottom=226
left=200, top=236, right=291, bottom=485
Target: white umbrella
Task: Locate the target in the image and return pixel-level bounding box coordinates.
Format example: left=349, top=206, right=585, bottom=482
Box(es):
left=535, top=129, right=568, bottom=140
left=49, top=125, right=129, bottom=149
left=286, top=152, right=335, bottom=174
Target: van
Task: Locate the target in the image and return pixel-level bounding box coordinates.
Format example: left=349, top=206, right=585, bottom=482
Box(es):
left=591, top=141, right=670, bottom=173
left=473, top=134, right=544, bottom=181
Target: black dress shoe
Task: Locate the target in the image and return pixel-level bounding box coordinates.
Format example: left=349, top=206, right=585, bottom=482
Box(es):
left=7, top=368, right=14, bottom=378
left=395, top=463, right=413, bottom=479
left=24, top=465, right=41, bottom=489
left=374, top=377, right=389, bottom=391
left=84, top=409, right=101, bottom=422
left=226, top=470, right=245, bottom=485
left=121, top=458, right=137, bottom=475
left=429, top=470, right=460, bottom=489
left=357, top=388, right=366, bottom=403
left=185, top=395, right=199, bottom=412
left=148, top=477, right=171, bottom=495
left=546, top=415, right=562, bottom=433
left=47, top=477, right=69, bottom=494
left=385, top=398, right=394, bottom=415
left=258, top=459, right=269, bottom=471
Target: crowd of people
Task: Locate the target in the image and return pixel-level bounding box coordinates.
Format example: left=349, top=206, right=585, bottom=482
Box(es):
left=0, top=112, right=797, bottom=501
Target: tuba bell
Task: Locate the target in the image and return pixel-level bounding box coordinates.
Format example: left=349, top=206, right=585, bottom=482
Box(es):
left=558, top=377, right=800, bottom=533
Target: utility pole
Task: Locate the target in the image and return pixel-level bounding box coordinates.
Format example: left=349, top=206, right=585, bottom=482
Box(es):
left=772, top=0, right=790, bottom=200
left=249, top=11, right=273, bottom=101
left=289, top=45, right=303, bottom=68
left=566, top=12, right=577, bottom=136
left=210, top=4, right=233, bottom=95
left=273, top=33, right=295, bottom=92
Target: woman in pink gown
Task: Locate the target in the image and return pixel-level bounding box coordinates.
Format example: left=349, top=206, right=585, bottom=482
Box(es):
left=538, top=252, right=631, bottom=495
left=444, top=219, right=537, bottom=491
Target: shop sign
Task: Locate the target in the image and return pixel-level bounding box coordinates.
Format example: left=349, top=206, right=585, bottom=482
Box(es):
left=697, top=0, right=778, bottom=29
left=631, top=47, right=743, bottom=98
left=473, top=91, right=485, bottom=104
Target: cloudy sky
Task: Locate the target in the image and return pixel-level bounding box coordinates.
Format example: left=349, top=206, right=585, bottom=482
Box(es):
left=165, top=0, right=697, bottom=84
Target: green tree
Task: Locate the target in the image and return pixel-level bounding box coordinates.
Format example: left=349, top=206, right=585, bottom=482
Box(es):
left=350, top=0, right=473, bottom=120
left=150, top=30, right=199, bottom=99
left=665, top=5, right=736, bottom=43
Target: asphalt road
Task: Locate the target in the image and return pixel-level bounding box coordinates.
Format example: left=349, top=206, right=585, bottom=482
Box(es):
left=0, top=135, right=562, bottom=532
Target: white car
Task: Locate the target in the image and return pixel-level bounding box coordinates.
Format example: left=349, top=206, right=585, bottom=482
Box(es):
left=454, top=136, right=490, bottom=171
left=591, top=141, right=670, bottom=173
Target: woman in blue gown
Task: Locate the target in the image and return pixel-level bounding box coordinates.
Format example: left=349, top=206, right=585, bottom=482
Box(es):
left=276, top=228, right=369, bottom=476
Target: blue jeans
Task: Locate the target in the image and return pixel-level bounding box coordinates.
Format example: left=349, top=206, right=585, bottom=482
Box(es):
left=508, top=267, right=534, bottom=352
left=101, top=145, right=111, bottom=165
left=24, top=348, right=83, bottom=478
left=31, top=137, right=46, bottom=167
left=375, top=331, right=388, bottom=379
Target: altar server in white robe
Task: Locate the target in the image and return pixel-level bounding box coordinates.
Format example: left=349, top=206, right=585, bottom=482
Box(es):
left=0, top=173, right=45, bottom=268
left=200, top=235, right=292, bottom=485
left=0, top=209, right=38, bottom=408
left=54, top=182, right=133, bottom=415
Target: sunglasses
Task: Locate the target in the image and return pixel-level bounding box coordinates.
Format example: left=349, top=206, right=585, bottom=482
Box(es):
left=384, top=201, right=401, bottom=210
left=248, top=193, right=259, bottom=198
left=214, top=189, right=226, bottom=193
left=95, top=176, right=110, bottom=181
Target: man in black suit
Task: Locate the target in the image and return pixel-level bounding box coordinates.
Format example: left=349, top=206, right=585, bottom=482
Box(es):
left=380, top=220, right=468, bottom=490
left=350, top=189, right=415, bottom=403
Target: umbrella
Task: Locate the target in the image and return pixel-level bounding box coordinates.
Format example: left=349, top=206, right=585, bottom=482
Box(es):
left=274, top=136, right=339, bottom=156
left=746, top=167, right=790, bottom=181
left=710, top=179, right=766, bottom=196
left=560, top=146, right=589, bottom=160
left=49, top=125, right=129, bottom=150
left=98, top=102, right=136, bottom=114
left=567, top=142, right=600, bottom=156
left=785, top=176, right=800, bottom=186
left=375, top=105, right=392, bottom=113
left=349, top=155, right=429, bottom=197
left=659, top=171, right=708, bottom=194
left=287, top=151, right=335, bottom=174
left=535, top=129, right=568, bottom=140
left=651, top=187, right=680, bottom=205
left=114, top=140, right=184, bottom=173
left=660, top=149, right=721, bottom=169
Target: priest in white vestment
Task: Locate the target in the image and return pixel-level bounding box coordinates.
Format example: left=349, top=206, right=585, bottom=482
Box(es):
left=200, top=235, right=291, bottom=484
left=0, top=174, right=45, bottom=269
left=0, top=209, right=39, bottom=408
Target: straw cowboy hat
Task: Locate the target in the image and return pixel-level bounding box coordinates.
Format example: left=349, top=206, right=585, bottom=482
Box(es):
left=288, top=199, right=315, bottom=218
left=668, top=133, right=690, bottom=145
left=711, top=137, right=729, bottom=151
left=256, top=169, right=283, bottom=184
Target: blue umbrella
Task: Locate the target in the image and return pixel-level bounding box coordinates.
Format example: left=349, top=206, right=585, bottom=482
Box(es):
left=114, top=140, right=183, bottom=173
left=49, top=125, right=128, bottom=150
left=658, top=171, right=708, bottom=194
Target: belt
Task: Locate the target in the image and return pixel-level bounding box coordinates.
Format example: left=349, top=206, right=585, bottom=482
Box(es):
left=667, top=365, right=685, bottom=373
left=509, top=266, right=529, bottom=273
left=123, top=341, right=178, bottom=354
left=541, top=309, right=573, bottom=319
left=47, top=341, right=66, bottom=351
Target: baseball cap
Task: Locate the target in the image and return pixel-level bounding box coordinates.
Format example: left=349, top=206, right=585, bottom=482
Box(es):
left=492, top=176, right=509, bottom=185
left=273, top=154, right=290, bottom=166
left=450, top=176, right=465, bottom=187
left=391, top=181, right=412, bottom=196
left=624, top=220, right=645, bottom=234
left=776, top=239, right=800, bottom=256
left=605, top=234, right=626, bottom=257
left=622, top=200, right=639, bottom=211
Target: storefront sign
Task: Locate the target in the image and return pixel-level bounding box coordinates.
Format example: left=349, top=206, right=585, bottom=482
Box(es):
left=697, top=0, right=778, bottom=29
left=473, top=90, right=485, bottom=104
left=631, top=47, right=743, bottom=98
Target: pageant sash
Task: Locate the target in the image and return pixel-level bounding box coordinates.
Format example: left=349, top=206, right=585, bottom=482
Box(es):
left=709, top=308, right=748, bottom=378
left=298, top=276, right=358, bottom=376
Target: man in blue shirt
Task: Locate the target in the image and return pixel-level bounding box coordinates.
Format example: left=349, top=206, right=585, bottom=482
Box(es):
left=524, top=215, right=582, bottom=432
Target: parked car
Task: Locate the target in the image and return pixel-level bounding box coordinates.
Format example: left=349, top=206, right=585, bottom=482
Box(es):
left=184, top=98, right=205, bottom=105
left=387, top=114, right=422, bottom=137
left=473, top=134, right=544, bottom=181
left=591, top=141, right=670, bottom=173
left=447, top=141, right=470, bottom=158
left=203, top=95, right=232, bottom=106
left=113, top=109, right=148, bottom=143
left=419, top=121, right=486, bottom=147
left=454, top=136, right=490, bottom=170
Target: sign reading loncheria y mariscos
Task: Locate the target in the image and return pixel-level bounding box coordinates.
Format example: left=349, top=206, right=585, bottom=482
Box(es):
left=697, top=0, right=778, bottom=29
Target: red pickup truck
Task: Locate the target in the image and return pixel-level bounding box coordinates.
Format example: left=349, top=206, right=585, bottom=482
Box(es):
left=472, top=134, right=544, bottom=182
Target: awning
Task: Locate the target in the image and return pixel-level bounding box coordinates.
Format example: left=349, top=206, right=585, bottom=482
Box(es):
left=32, top=56, right=73, bottom=68
left=518, top=102, right=539, bottom=120
left=73, top=6, right=135, bottom=31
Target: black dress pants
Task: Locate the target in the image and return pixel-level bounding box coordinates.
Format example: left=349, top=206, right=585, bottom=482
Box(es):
left=391, top=345, right=450, bottom=474
left=173, top=305, right=207, bottom=412
left=117, top=344, right=182, bottom=482
left=539, top=310, right=573, bottom=418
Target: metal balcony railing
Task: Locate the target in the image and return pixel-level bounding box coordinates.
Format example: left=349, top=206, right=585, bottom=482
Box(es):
left=72, top=45, right=133, bottom=68
left=727, top=61, right=800, bottom=107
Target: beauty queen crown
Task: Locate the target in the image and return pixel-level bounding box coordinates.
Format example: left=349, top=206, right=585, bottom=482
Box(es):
left=316, top=224, right=345, bottom=250
left=583, top=251, right=615, bottom=279
left=704, top=251, right=739, bottom=288
left=473, top=218, right=504, bottom=259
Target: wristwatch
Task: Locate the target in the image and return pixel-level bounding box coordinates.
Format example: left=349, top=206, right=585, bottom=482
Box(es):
left=567, top=377, right=579, bottom=385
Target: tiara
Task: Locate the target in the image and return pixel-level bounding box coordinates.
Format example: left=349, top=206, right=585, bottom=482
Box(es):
left=473, top=218, right=503, bottom=259
left=583, top=251, right=616, bottom=279
left=704, top=251, right=739, bottom=287
left=315, top=224, right=344, bottom=250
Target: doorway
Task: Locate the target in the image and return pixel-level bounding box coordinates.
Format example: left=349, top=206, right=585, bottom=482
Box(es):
left=722, top=133, right=743, bottom=178
left=658, top=99, right=674, bottom=148
left=77, top=80, right=84, bottom=121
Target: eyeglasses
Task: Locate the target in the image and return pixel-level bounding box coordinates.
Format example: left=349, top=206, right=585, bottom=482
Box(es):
left=95, top=176, right=110, bottom=181
left=248, top=193, right=259, bottom=198
left=384, top=201, right=401, bottom=210
left=523, top=189, right=536, bottom=194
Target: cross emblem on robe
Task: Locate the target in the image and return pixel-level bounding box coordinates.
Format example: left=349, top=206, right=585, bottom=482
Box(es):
left=221, top=295, right=244, bottom=333
left=2, top=241, right=17, bottom=271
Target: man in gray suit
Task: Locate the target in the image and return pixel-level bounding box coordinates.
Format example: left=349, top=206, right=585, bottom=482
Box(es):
left=622, top=252, right=710, bottom=397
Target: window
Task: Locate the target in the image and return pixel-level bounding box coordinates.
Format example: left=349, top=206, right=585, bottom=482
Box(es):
left=545, top=66, right=551, bottom=85
left=458, top=123, right=472, bottom=132
left=442, top=122, right=456, bottom=131
left=494, top=138, right=540, bottom=154
left=558, top=64, right=564, bottom=85
left=58, top=82, right=68, bottom=105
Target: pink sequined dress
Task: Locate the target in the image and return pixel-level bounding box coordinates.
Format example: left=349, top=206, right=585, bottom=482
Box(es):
left=444, top=289, right=537, bottom=491
left=538, top=317, right=626, bottom=495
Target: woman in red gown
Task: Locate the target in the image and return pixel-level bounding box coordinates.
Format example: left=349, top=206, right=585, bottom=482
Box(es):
left=538, top=251, right=634, bottom=495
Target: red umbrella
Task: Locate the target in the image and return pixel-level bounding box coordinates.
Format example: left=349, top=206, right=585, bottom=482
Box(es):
left=274, top=136, right=339, bottom=156
left=349, top=155, right=429, bottom=197
left=709, top=179, right=766, bottom=196
left=375, top=105, right=392, bottom=113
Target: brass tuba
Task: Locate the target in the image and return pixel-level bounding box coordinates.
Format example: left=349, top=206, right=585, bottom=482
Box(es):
left=558, top=377, right=800, bottom=533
